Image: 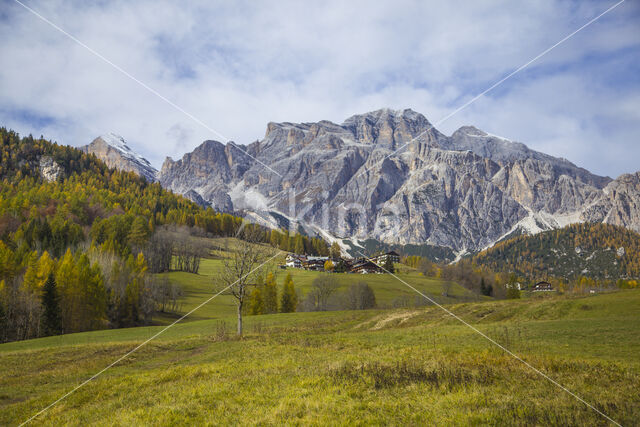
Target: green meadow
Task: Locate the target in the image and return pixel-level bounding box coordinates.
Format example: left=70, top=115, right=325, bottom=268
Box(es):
left=152, top=246, right=476, bottom=323
left=1, top=258, right=639, bottom=426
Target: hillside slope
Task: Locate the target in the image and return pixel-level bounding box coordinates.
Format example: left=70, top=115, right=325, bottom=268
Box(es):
left=0, top=128, right=246, bottom=343
left=472, top=223, right=640, bottom=280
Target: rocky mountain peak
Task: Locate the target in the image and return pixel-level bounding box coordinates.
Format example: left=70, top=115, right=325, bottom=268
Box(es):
left=451, top=125, right=487, bottom=138
left=342, top=108, right=431, bottom=130
left=162, top=156, right=175, bottom=169
left=81, top=134, right=158, bottom=182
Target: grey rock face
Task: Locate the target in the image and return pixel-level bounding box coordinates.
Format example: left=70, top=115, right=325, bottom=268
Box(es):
left=156, top=108, right=637, bottom=252
left=81, top=133, right=158, bottom=182
left=157, top=140, right=251, bottom=205
left=208, top=190, right=234, bottom=213
left=582, top=172, right=640, bottom=233
left=183, top=190, right=209, bottom=208
left=39, top=156, right=64, bottom=182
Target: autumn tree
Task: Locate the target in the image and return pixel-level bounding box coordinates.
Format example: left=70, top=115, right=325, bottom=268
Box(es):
left=324, top=259, right=334, bottom=272
left=56, top=249, right=107, bottom=332
left=23, top=251, right=56, bottom=293
left=248, top=286, right=265, bottom=315
left=280, top=273, right=298, bottom=313
left=505, top=274, right=521, bottom=299
left=127, top=216, right=150, bottom=248
left=418, top=258, right=435, bottom=276
left=263, top=272, right=278, bottom=314
left=294, top=235, right=304, bottom=255
left=330, top=242, right=342, bottom=259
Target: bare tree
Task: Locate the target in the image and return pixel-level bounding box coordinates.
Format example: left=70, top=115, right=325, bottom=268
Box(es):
left=344, top=281, right=377, bottom=310
left=144, top=228, right=174, bottom=273
left=172, top=230, right=207, bottom=274
left=217, top=225, right=275, bottom=336
left=441, top=281, right=452, bottom=297
left=418, top=258, right=436, bottom=276
left=303, top=274, right=341, bottom=311
left=150, top=276, right=183, bottom=313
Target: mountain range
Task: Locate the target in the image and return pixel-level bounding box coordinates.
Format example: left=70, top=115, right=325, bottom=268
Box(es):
left=82, top=109, right=640, bottom=256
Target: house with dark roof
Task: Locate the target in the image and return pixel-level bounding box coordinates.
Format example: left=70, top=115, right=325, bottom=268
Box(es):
left=302, top=256, right=328, bottom=271
left=350, top=258, right=384, bottom=274
left=532, top=281, right=554, bottom=292
left=371, top=251, right=401, bottom=266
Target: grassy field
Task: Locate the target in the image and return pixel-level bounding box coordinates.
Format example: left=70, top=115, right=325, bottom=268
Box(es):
left=152, top=242, right=475, bottom=323
left=1, top=287, right=639, bottom=425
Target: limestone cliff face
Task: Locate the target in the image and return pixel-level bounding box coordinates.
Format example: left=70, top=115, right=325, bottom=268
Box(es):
left=39, top=156, right=64, bottom=182
left=81, top=133, right=158, bottom=182
left=157, top=140, right=251, bottom=211
left=156, top=108, right=638, bottom=252
left=582, top=172, right=640, bottom=233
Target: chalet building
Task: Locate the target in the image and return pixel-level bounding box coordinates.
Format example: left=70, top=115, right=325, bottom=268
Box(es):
left=371, top=251, right=400, bottom=266
left=350, top=259, right=384, bottom=274
left=302, top=256, right=328, bottom=271
left=532, top=281, right=554, bottom=292
left=285, top=254, right=304, bottom=269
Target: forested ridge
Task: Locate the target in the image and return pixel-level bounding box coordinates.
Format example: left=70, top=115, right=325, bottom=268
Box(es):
left=472, top=222, right=640, bottom=281
left=0, top=128, right=250, bottom=342
left=0, top=128, right=332, bottom=343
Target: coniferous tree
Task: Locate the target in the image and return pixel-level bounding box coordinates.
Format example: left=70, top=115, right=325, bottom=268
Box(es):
left=383, top=256, right=395, bottom=273
left=127, top=217, right=149, bottom=248
left=280, top=273, right=298, bottom=313
left=480, top=277, right=493, bottom=296
left=334, top=258, right=347, bottom=273
left=330, top=242, right=341, bottom=259
left=41, top=273, right=62, bottom=336
left=21, top=252, right=40, bottom=293
left=294, top=235, right=304, bottom=255
left=249, top=286, right=265, bottom=315
left=263, top=272, right=278, bottom=314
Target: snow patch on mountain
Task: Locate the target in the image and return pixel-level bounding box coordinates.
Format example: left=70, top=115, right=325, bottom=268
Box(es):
left=99, top=133, right=154, bottom=168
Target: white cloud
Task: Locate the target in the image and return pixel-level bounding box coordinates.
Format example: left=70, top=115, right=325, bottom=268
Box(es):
left=0, top=0, right=638, bottom=177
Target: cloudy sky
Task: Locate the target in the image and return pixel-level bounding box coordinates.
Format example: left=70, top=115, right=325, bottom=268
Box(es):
left=0, top=0, right=638, bottom=177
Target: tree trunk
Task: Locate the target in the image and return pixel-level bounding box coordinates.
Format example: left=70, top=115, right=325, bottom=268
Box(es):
left=237, top=301, right=243, bottom=336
